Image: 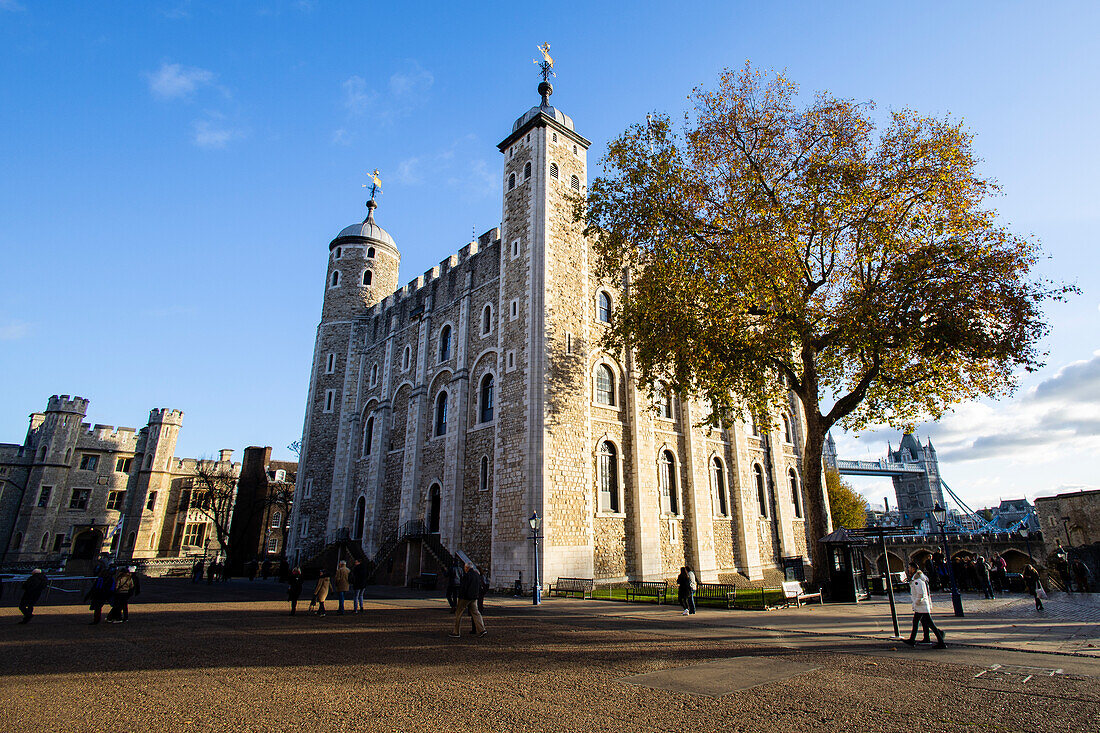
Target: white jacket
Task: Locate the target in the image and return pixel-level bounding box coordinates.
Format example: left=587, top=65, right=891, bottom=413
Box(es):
left=909, top=571, right=932, bottom=614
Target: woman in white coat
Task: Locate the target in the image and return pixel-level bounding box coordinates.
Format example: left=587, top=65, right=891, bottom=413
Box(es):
left=904, top=560, right=946, bottom=648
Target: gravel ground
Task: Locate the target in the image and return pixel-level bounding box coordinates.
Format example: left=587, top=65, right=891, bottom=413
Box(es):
left=0, top=580, right=1096, bottom=733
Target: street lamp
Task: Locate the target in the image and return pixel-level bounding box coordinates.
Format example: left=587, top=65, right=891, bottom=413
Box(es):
left=528, top=512, right=542, bottom=606
left=932, top=503, right=964, bottom=617
left=1019, top=526, right=1033, bottom=562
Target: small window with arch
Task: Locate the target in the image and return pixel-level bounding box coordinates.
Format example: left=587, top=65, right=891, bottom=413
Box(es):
left=369, top=363, right=378, bottom=387
left=508, top=172, right=516, bottom=191
left=367, top=246, right=375, bottom=258
left=549, top=162, right=559, bottom=179
left=595, top=364, right=615, bottom=406
left=481, top=304, right=493, bottom=335
left=334, top=247, right=342, bottom=259
left=439, top=325, right=452, bottom=362
left=570, top=174, right=580, bottom=191
left=597, top=291, right=612, bottom=323
left=330, top=270, right=340, bottom=287
left=363, top=270, right=372, bottom=286
left=523, top=161, right=531, bottom=180
left=402, top=346, right=411, bottom=371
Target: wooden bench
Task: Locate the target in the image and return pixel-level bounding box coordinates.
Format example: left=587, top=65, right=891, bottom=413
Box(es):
left=547, top=577, right=594, bottom=599
left=409, top=573, right=438, bottom=590
left=625, top=580, right=668, bottom=604
left=780, top=580, right=822, bottom=607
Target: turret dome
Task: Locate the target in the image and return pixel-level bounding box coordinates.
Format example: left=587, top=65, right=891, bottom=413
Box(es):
left=330, top=200, right=396, bottom=251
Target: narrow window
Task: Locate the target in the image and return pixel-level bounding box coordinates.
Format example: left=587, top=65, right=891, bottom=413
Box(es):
left=325, top=353, right=335, bottom=374
left=552, top=132, right=558, bottom=142
left=363, top=416, right=375, bottom=456
left=370, top=363, right=378, bottom=386
left=434, top=391, right=448, bottom=437
left=754, top=464, right=768, bottom=517
left=596, top=364, right=615, bottom=406
left=146, top=491, right=157, bottom=511
left=37, top=486, right=51, bottom=507
left=511, top=239, right=520, bottom=258
left=566, top=333, right=572, bottom=354
left=510, top=300, right=518, bottom=319
left=659, top=450, right=678, bottom=515
left=598, top=441, right=619, bottom=513
left=402, top=346, right=411, bottom=371
left=508, top=173, right=516, bottom=191
left=479, top=456, right=489, bottom=492
left=40, top=533, right=49, bottom=551
left=523, top=161, right=531, bottom=180
left=367, top=246, right=375, bottom=258
left=149, top=532, right=157, bottom=549
left=659, top=383, right=673, bottom=419
left=299, top=517, right=310, bottom=538
left=549, top=162, right=559, bottom=179
left=330, top=270, right=340, bottom=287
left=713, top=458, right=728, bottom=516
left=304, top=478, right=313, bottom=499
left=353, top=497, right=365, bottom=540
left=790, top=469, right=802, bottom=518
left=324, top=389, right=337, bottom=412
left=783, top=414, right=793, bottom=443
left=480, top=373, right=495, bottom=423
left=571, top=174, right=580, bottom=191
left=597, top=291, right=612, bottom=323
left=507, top=351, right=515, bottom=370
left=573, top=144, right=578, bottom=155
left=363, top=270, right=373, bottom=286
left=335, top=247, right=342, bottom=259
left=481, top=304, right=492, bottom=335
left=439, top=325, right=452, bottom=362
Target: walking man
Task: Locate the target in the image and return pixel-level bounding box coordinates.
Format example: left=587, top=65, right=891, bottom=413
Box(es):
left=449, top=563, right=486, bottom=638
left=17, top=569, right=48, bottom=624
left=106, top=566, right=140, bottom=623
left=351, top=559, right=368, bottom=613
left=975, top=556, right=995, bottom=599
left=903, top=560, right=946, bottom=649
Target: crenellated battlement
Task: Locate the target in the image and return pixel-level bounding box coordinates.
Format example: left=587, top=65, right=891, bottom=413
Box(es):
left=85, top=424, right=139, bottom=442
left=46, top=394, right=89, bottom=415
left=148, top=408, right=184, bottom=425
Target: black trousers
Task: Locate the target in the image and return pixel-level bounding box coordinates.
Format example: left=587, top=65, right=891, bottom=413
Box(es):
left=908, top=612, right=943, bottom=642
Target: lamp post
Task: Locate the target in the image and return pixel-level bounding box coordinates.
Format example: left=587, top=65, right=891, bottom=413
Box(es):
left=1019, top=526, right=1033, bottom=562
left=528, top=512, right=542, bottom=606
left=932, top=503, right=964, bottom=617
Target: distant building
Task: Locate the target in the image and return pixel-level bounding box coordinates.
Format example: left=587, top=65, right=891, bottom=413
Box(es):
left=991, top=498, right=1039, bottom=532
left=227, top=446, right=296, bottom=571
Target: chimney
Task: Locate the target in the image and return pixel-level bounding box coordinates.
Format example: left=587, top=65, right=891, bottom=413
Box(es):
left=884, top=497, right=890, bottom=513
left=219, top=449, right=234, bottom=463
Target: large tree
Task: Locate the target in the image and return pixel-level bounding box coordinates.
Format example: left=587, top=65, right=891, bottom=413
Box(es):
left=583, top=65, right=1071, bottom=578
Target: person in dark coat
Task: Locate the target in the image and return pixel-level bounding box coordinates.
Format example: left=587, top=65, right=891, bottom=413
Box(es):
left=206, top=560, right=217, bottom=585
left=84, top=567, right=115, bottom=625
left=18, top=569, right=48, bottom=624
left=192, top=559, right=205, bottom=583
left=106, top=566, right=140, bottom=622
left=1022, top=564, right=1043, bottom=611
left=449, top=563, right=486, bottom=638
left=676, top=567, right=697, bottom=615
left=446, top=560, right=463, bottom=612
left=287, top=567, right=304, bottom=615
left=351, top=559, right=368, bottom=613
left=975, top=556, right=994, bottom=599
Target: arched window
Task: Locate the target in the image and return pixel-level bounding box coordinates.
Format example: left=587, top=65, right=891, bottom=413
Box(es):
left=754, top=464, right=768, bottom=517
left=335, top=247, right=342, bottom=259
left=789, top=468, right=802, bottom=518
left=149, top=532, right=157, bottom=549
left=330, top=270, right=340, bottom=287
left=659, top=382, right=674, bottom=419
left=549, top=162, right=559, bottom=179
left=434, top=392, right=448, bottom=437
left=271, top=511, right=282, bottom=528
left=597, top=291, right=612, bottom=323
left=479, top=455, right=489, bottom=492
left=402, top=346, right=411, bottom=371
left=40, top=532, right=49, bottom=551
left=481, top=304, right=493, bottom=335
left=439, top=325, right=452, bottom=362
left=570, top=174, right=580, bottom=191
left=751, top=415, right=762, bottom=437
left=363, top=270, right=372, bottom=286
left=363, top=416, right=375, bottom=456
left=712, top=457, right=728, bottom=516
left=523, top=161, right=531, bottom=180
left=367, top=246, right=375, bottom=258
left=428, top=484, right=441, bottom=534
left=369, top=363, right=378, bottom=386
left=783, top=414, right=793, bottom=443
left=353, top=496, right=366, bottom=540
left=508, top=172, right=516, bottom=191
left=659, top=450, right=678, bottom=515
left=479, top=373, right=495, bottom=423
left=595, top=364, right=615, bottom=406
left=126, top=531, right=136, bottom=549
left=598, top=441, right=619, bottom=513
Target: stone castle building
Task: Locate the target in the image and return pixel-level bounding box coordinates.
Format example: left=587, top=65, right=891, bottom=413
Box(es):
left=0, top=395, right=293, bottom=573
left=288, top=77, right=826, bottom=588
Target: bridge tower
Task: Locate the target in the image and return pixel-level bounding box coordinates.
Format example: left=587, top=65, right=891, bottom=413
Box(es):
left=889, top=434, right=944, bottom=529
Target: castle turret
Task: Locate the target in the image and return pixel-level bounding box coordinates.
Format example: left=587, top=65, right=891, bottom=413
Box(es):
left=323, top=199, right=400, bottom=320
left=120, top=407, right=183, bottom=559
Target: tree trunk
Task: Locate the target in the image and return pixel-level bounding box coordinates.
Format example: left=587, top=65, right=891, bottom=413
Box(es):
left=800, top=411, right=833, bottom=587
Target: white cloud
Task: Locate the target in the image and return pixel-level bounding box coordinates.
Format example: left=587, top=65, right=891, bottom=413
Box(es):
left=389, top=63, right=433, bottom=99
left=0, top=319, right=28, bottom=340
left=147, top=62, right=215, bottom=100
left=331, top=128, right=352, bottom=146
left=396, top=157, right=421, bottom=185
left=192, top=114, right=244, bottom=149
left=342, top=75, right=374, bottom=115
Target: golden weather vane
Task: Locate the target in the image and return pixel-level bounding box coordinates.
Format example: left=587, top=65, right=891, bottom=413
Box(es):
left=533, top=42, right=555, bottom=82
left=361, top=169, right=383, bottom=202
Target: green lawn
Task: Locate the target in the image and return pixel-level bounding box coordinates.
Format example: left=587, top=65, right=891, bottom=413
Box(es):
left=551, top=585, right=790, bottom=609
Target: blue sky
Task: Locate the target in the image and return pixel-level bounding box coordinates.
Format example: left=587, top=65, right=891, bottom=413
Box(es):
left=1, top=1, right=1097, bottom=510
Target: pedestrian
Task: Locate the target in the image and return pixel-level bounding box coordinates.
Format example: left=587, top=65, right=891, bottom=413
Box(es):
left=902, top=560, right=946, bottom=649
left=84, top=566, right=115, bottom=625
left=334, top=560, right=351, bottom=614
left=1022, top=563, right=1044, bottom=611
left=287, top=567, right=303, bottom=615
left=1071, top=559, right=1090, bottom=593
left=446, top=559, right=462, bottom=612
left=312, top=569, right=331, bottom=617
left=677, top=567, right=696, bottom=615
left=192, top=559, right=205, bottom=583
left=351, top=559, right=368, bottom=613
left=106, top=566, right=140, bottom=623
left=991, top=553, right=1007, bottom=594
left=449, top=563, right=487, bottom=638
left=206, top=560, right=217, bottom=585
left=17, top=569, right=48, bottom=624
left=975, top=556, right=994, bottom=599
